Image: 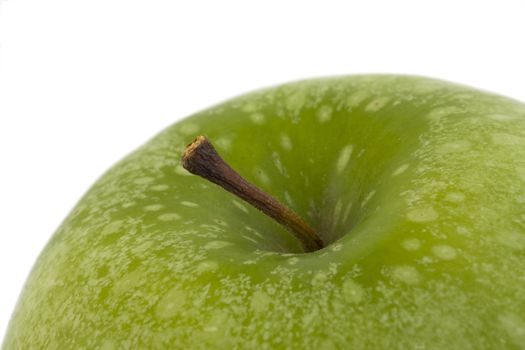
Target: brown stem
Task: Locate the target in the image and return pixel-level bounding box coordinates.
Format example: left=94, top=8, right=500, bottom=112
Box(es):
left=181, top=135, right=324, bottom=252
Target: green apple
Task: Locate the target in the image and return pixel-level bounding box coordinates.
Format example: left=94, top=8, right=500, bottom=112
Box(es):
left=4, top=75, right=525, bottom=349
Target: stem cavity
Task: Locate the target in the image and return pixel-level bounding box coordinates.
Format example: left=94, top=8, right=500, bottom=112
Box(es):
left=181, top=135, right=324, bottom=252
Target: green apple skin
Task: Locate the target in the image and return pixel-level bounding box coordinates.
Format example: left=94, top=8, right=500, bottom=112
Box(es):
left=4, top=76, right=525, bottom=350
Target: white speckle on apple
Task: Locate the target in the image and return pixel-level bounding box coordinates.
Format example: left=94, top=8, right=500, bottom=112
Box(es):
left=111, top=270, right=145, bottom=295
left=392, top=164, right=409, bottom=176
left=155, top=287, right=187, bottom=320
left=131, top=240, right=154, bottom=255
left=209, top=311, right=235, bottom=334
left=199, top=224, right=223, bottom=234
left=242, top=235, right=258, bottom=245
left=365, top=97, right=390, bottom=112
left=361, top=190, right=376, bottom=208
left=486, top=114, right=516, bottom=122
left=245, top=225, right=263, bottom=238
left=121, top=201, right=135, bottom=208
left=456, top=226, right=471, bottom=236
left=342, top=279, right=365, bottom=303
left=251, top=290, right=272, bottom=313
left=272, top=152, right=287, bottom=176
left=284, top=191, right=294, bottom=207
left=195, top=260, right=218, bottom=273
left=100, top=339, right=117, bottom=350
left=204, top=240, right=232, bottom=250
left=332, top=199, right=343, bottom=227
left=330, top=242, right=343, bottom=252
left=402, top=238, right=421, bottom=251
left=232, top=200, right=249, bottom=213
left=150, top=184, right=169, bottom=191
left=254, top=168, right=271, bottom=186
left=101, top=220, right=124, bottom=235
left=204, top=325, right=218, bottom=333
left=302, top=305, right=320, bottom=327
left=241, top=102, right=258, bottom=113
left=157, top=213, right=181, bottom=222
left=317, top=105, right=333, bottom=123
left=391, top=265, right=421, bottom=285
left=407, top=207, right=439, bottom=222
left=215, top=137, right=232, bottom=151
left=287, top=257, right=299, bottom=265
left=311, top=272, right=328, bottom=286
left=426, top=106, right=463, bottom=121
left=214, top=218, right=228, bottom=227
left=134, top=177, right=155, bottom=185
left=280, top=134, right=293, bottom=151
left=179, top=123, right=200, bottom=135
left=250, top=113, right=265, bottom=124
left=492, top=133, right=525, bottom=146
left=318, top=339, right=337, bottom=350
left=144, top=204, right=164, bottom=211
left=445, top=192, right=465, bottom=203
left=494, top=231, right=525, bottom=250
left=516, top=166, right=525, bottom=181
left=344, top=90, right=369, bottom=110
left=286, top=91, right=306, bottom=117
left=437, top=140, right=472, bottom=154
left=498, top=313, right=525, bottom=347
left=432, top=245, right=458, bottom=260
left=418, top=256, right=435, bottom=266
left=180, top=201, right=199, bottom=207
left=336, top=145, right=354, bottom=174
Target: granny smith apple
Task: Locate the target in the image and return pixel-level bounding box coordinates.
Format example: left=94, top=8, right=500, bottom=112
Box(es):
left=4, top=75, right=525, bottom=349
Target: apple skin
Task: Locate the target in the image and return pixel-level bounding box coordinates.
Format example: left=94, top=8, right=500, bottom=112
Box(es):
left=3, top=75, right=525, bottom=349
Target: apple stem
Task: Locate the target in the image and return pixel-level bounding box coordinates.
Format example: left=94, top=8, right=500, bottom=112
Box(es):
left=181, top=135, right=325, bottom=253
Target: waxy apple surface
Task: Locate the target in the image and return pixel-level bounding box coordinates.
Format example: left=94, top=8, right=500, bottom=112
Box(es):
left=4, top=76, right=525, bottom=349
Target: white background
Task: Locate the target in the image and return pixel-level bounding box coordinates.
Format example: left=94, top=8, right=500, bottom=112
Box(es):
left=1, top=0, right=525, bottom=342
